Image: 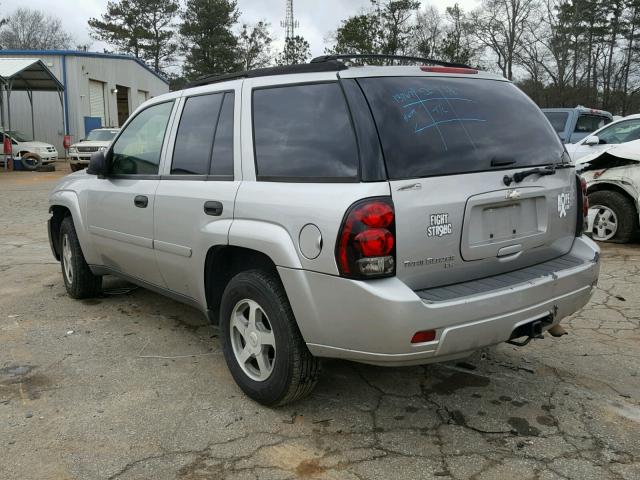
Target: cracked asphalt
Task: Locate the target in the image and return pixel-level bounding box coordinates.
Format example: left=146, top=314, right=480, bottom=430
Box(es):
left=1, top=165, right=639, bottom=480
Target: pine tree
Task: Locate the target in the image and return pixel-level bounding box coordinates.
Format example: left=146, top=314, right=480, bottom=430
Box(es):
left=276, top=36, right=311, bottom=65
left=180, top=0, right=240, bottom=79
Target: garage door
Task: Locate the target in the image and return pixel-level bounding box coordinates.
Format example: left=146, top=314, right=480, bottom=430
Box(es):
left=89, top=80, right=106, bottom=126
left=137, top=90, right=148, bottom=107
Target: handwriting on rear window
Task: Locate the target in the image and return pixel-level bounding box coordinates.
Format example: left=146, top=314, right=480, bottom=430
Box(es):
left=391, top=87, right=487, bottom=144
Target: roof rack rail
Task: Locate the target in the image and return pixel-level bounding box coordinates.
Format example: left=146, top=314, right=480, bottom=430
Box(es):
left=311, top=54, right=473, bottom=69
left=187, top=60, right=348, bottom=88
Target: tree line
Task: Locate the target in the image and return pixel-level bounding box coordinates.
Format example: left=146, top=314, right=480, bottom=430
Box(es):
left=2, top=1, right=639, bottom=115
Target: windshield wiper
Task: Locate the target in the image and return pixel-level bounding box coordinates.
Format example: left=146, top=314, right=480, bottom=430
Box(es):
left=503, top=165, right=557, bottom=186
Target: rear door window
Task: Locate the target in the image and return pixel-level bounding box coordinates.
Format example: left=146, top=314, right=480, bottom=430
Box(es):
left=543, top=112, right=569, bottom=133
left=252, top=82, right=358, bottom=181
left=171, top=93, right=224, bottom=175
left=357, top=77, right=565, bottom=180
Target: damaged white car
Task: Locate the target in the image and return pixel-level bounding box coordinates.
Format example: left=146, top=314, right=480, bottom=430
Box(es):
left=577, top=140, right=640, bottom=242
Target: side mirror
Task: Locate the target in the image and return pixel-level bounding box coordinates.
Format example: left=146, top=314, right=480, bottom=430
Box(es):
left=585, top=135, right=600, bottom=146
left=86, top=150, right=108, bottom=176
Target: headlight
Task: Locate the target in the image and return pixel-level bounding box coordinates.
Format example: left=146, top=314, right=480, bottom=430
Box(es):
left=99, top=146, right=107, bottom=152
left=69, top=147, right=77, bottom=153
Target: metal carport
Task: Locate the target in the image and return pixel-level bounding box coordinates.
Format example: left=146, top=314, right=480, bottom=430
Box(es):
left=0, top=58, right=65, bottom=170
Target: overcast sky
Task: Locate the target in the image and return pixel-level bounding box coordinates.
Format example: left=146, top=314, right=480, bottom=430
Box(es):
left=7, top=0, right=480, bottom=57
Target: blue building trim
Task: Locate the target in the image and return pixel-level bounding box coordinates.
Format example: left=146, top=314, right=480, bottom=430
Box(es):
left=61, top=55, right=69, bottom=135
left=0, top=49, right=169, bottom=85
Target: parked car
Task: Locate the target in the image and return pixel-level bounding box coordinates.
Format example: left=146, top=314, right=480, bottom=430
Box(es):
left=1, top=130, right=58, bottom=170
left=542, top=106, right=613, bottom=144
left=577, top=140, right=640, bottom=243
left=48, top=57, right=600, bottom=406
left=68, top=128, right=120, bottom=172
left=566, top=114, right=640, bottom=162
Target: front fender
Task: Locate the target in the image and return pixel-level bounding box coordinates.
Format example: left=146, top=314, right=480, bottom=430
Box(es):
left=228, top=219, right=302, bottom=269
left=49, top=190, right=100, bottom=265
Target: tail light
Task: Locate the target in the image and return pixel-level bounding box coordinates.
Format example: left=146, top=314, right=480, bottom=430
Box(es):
left=336, top=197, right=396, bottom=279
left=576, top=175, right=589, bottom=236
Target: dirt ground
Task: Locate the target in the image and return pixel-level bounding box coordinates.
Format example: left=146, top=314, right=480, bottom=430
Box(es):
left=1, top=163, right=639, bottom=480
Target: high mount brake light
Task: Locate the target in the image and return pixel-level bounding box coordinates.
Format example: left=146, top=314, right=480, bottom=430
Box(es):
left=336, top=198, right=396, bottom=279
left=420, top=66, right=478, bottom=74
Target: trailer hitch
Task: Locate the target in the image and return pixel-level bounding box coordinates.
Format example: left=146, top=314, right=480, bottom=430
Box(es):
left=507, top=315, right=553, bottom=347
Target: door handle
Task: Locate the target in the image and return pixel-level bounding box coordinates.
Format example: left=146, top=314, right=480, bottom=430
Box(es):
left=134, top=195, right=149, bottom=208
left=204, top=201, right=223, bottom=216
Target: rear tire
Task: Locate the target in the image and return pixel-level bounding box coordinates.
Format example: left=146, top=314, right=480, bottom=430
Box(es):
left=588, top=190, right=637, bottom=243
left=59, top=217, right=102, bottom=298
left=220, top=269, right=321, bottom=406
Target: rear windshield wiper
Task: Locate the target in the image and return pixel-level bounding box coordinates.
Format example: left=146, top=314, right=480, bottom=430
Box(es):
left=503, top=165, right=565, bottom=186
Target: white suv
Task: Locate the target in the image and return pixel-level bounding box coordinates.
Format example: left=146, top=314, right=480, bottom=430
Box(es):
left=68, top=128, right=120, bottom=172
left=1, top=130, right=58, bottom=169
left=48, top=55, right=600, bottom=406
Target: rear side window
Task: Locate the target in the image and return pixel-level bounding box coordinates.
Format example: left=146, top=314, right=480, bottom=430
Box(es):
left=544, top=112, right=569, bottom=133
left=252, top=83, right=358, bottom=180
left=357, top=77, right=565, bottom=180
left=575, top=114, right=610, bottom=133
left=171, top=91, right=235, bottom=177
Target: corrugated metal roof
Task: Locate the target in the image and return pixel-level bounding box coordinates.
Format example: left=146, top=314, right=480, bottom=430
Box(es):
left=0, top=50, right=169, bottom=85
left=0, top=58, right=64, bottom=91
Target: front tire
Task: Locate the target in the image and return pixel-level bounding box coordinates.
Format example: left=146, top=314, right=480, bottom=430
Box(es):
left=220, top=270, right=321, bottom=406
left=59, top=217, right=102, bottom=298
left=588, top=190, right=638, bottom=243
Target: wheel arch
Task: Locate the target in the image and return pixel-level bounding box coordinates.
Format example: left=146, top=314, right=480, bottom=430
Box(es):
left=48, top=205, right=72, bottom=260
left=587, top=181, right=640, bottom=222
left=48, top=191, right=99, bottom=265
left=204, top=245, right=282, bottom=325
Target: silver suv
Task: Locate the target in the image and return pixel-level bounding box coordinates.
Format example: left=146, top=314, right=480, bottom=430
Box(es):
left=48, top=56, right=601, bottom=406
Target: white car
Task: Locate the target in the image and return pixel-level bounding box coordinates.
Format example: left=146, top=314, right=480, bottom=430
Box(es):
left=577, top=140, right=640, bottom=242
left=68, top=128, right=120, bottom=172
left=566, top=113, right=640, bottom=162
left=1, top=130, right=58, bottom=169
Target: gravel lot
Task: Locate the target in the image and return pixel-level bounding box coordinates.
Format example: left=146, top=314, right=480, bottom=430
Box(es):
left=1, top=165, right=639, bottom=480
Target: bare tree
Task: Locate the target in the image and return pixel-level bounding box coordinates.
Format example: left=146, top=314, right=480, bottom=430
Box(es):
left=471, top=0, right=539, bottom=80
left=412, top=5, right=443, bottom=58
left=0, top=8, right=72, bottom=50
left=236, top=21, right=273, bottom=70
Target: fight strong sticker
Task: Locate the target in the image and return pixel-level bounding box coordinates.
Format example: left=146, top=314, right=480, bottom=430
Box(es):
left=427, top=213, right=453, bottom=237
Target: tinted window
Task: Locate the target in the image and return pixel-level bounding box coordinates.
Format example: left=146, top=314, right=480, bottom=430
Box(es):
left=111, top=101, right=173, bottom=175
left=171, top=93, right=223, bottom=175
left=544, top=112, right=569, bottom=133
left=210, top=92, right=234, bottom=176
left=253, top=83, right=358, bottom=179
left=597, top=119, right=640, bottom=144
left=575, top=114, right=610, bottom=133
left=358, top=77, right=565, bottom=179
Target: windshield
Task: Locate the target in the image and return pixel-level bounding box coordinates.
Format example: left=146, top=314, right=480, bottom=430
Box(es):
left=357, top=77, right=565, bottom=179
left=543, top=112, right=570, bottom=133
left=86, top=129, right=119, bottom=141
left=5, top=130, right=29, bottom=142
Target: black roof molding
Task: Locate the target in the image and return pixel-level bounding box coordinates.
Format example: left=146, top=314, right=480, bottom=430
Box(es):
left=187, top=60, right=348, bottom=88
left=311, top=54, right=473, bottom=69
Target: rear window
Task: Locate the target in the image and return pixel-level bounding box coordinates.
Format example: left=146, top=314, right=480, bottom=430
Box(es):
left=252, top=82, right=358, bottom=180
left=574, top=114, right=610, bottom=133
left=357, top=77, right=565, bottom=180
left=543, top=112, right=569, bottom=133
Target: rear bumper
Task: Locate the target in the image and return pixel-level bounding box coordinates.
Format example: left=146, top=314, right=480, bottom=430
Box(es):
left=279, top=236, right=600, bottom=366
